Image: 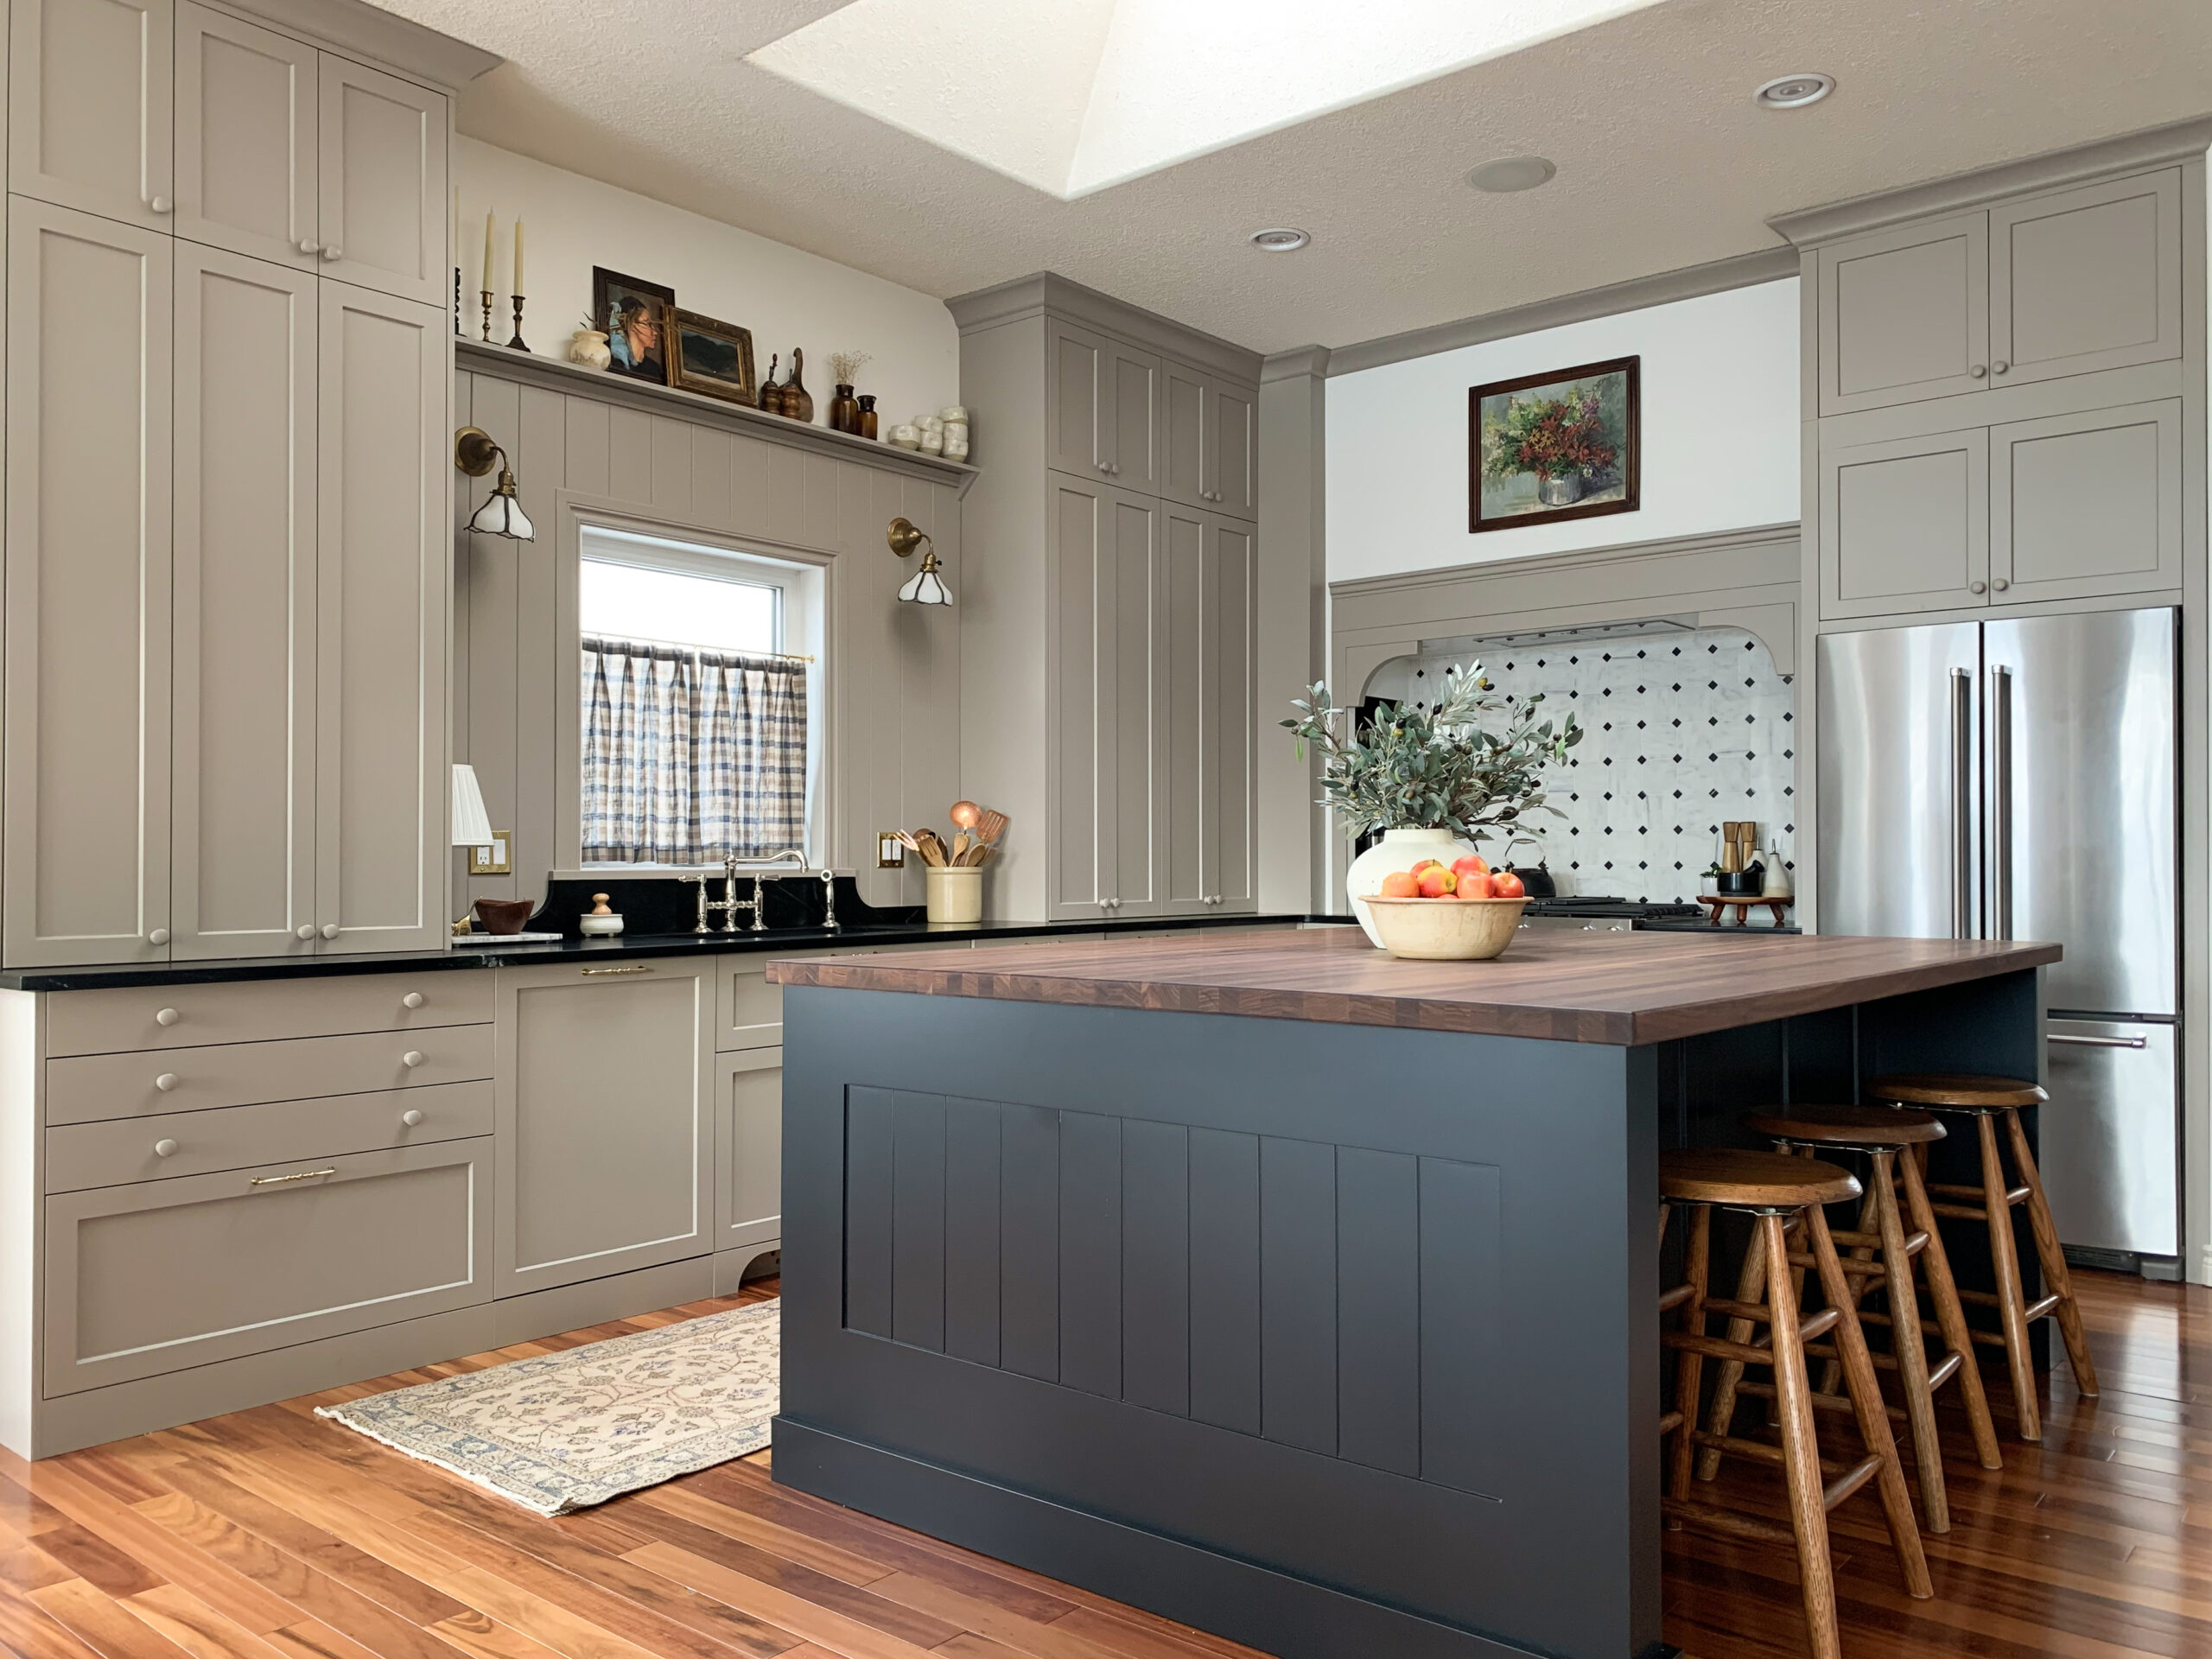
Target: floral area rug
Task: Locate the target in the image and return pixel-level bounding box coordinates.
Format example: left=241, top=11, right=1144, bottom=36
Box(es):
left=316, top=1300, right=778, bottom=1515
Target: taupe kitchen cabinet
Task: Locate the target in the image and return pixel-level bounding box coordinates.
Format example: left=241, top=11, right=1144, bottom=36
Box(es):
left=1819, top=427, right=1990, bottom=619
left=715, top=1048, right=781, bottom=1262
left=1814, top=167, right=2183, bottom=416
left=1047, top=317, right=1160, bottom=491
left=175, top=1, right=318, bottom=269
left=9, top=0, right=176, bottom=232
left=1162, top=507, right=1255, bottom=914
left=3, top=200, right=175, bottom=968
left=315, top=54, right=448, bottom=305
left=172, top=241, right=319, bottom=960
left=1160, top=360, right=1255, bottom=518
left=494, top=958, right=715, bottom=1299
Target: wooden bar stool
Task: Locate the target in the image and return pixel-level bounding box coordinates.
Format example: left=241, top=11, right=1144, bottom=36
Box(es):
left=1728, top=1105, right=2004, bottom=1533
left=1659, top=1149, right=1933, bottom=1659
left=1869, top=1073, right=2099, bottom=1443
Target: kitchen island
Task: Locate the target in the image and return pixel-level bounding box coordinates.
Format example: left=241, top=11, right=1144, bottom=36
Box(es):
left=766, top=927, right=2059, bottom=1659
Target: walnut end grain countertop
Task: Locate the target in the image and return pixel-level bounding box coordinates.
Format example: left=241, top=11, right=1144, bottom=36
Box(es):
left=766, top=925, right=2061, bottom=1046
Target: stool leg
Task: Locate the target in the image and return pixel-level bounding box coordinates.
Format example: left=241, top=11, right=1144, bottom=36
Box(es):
left=1979, top=1112, right=2042, bottom=1442
left=1869, top=1149, right=1948, bottom=1534
left=1670, top=1205, right=1712, bottom=1501
left=1695, top=1217, right=1770, bottom=1481
left=1805, top=1205, right=1935, bottom=1600
left=1816, top=1155, right=1882, bottom=1400
left=1762, top=1211, right=1843, bottom=1659
left=1898, top=1151, right=2003, bottom=1471
left=2003, top=1107, right=2101, bottom=1398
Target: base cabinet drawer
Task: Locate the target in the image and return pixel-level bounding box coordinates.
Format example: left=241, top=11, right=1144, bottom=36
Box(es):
left=47, top=1024, right=493, bottom=1125
left=46, top=1080, right=493, bottom=1192
left=715, top=1049, right=780, bottom=1254
left=43, top=1137, right=493, bottom=1395
left=46, top=972, right=494, bottom=1055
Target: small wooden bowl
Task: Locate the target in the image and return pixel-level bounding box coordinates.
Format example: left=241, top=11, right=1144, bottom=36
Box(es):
left=472, top=898, right=537, bottom=937
left=1362, top=896, right=1529, bottom=961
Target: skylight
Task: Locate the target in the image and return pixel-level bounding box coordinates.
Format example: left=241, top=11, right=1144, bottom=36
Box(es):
left=747, top=0, right=1662, bottom=200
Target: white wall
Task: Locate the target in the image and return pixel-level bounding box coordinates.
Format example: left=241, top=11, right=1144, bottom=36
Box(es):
left=454, top=138, right=959, bottom=428
left=1325, top=281, right=1801, bottom=584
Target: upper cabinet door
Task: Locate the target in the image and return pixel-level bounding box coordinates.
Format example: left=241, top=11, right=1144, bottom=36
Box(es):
left=1989, top=169, right=2183, bottom=389
left=173, top=244, right=318, bottom=961
left=1160, top=359, right=1208, bottom=511
left=316, top=54, right=447, bottom=304
left=1817, top=211, right=1989, bottom=416
left=1819, top=426, right=1990, bottom=620
left=1204, top=515, right=1256, bottom=912
left=175, top=3, right=318, bottom=270
left=9, top=0, right=176, bottom=230
left=1206, top=381, right=1256, bottom=518
left=3, top=200, right=175, bottom=967
left=315, top=284, right=448, bottom=952
left=1047, top=318, right=1110, bottom=480
left=1104, top=339, right=1160, bottom=493
left=1989, top=399, right=2182, bottom=607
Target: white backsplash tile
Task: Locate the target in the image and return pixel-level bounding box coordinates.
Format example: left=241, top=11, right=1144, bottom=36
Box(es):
left=1367, top=627, right=1795, bottom=902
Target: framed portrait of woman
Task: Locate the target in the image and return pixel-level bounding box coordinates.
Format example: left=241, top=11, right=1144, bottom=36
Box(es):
left=591, top=268, right=677, bottom=385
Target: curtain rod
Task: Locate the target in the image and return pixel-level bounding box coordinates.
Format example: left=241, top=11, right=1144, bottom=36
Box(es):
left=581, top=632, right=814, bottom=664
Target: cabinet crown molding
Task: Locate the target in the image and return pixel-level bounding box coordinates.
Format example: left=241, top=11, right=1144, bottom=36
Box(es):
left=947, top=272, right=1262, bottom=386
left=1261, top=345, right=1332, bottom=384
left=210, top=0, right=499, bottom=87
left=1769, top=114, right=2212, bottom=247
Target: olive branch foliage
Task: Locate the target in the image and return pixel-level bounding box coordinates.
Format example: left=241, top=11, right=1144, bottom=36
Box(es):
left=1282, top=665, right=1582, bottom=844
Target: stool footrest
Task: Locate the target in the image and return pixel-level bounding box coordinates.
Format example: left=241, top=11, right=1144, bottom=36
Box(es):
left=1664, top=1331, right=1775, bottom=1367
left=1786, top=1250, right=1888, bottom=1281
left=1822, top=1455, right=1885, bottom=1512
left=1658, top=1409, right=1685, bottom=1438
left=1931, top=1201, right=1993, bottom=1222
left=1737, top=1376, right=1911, bottom=1427
left=1690, top=1428, right=1858, bottom=1481
left=1928, top=1179, right=2031, bottom=1207
left=1659, top=1283, right=1697, bottom=1313
left=1662, top=1495, right=1796, bottom=1548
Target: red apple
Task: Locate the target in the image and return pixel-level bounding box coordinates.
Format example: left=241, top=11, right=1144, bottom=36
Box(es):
left=1490, top=869, right=1527, bottom=899
left=1455, top=870, right=1493, bottom=899
left=1450, top=855, right=1491, bottom=886
left=1416, top=867, right=1458, bottom=899
left=1377, top=871, right=1420, bottom=899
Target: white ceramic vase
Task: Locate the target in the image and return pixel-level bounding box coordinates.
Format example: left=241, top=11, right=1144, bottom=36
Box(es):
left=567, top=328, right=612, bottom=369
left=1346, top=826, right=1481, bottom=950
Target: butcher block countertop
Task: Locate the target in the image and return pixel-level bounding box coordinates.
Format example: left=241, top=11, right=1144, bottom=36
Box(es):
left=766, top=924, right=2061, bottom=1046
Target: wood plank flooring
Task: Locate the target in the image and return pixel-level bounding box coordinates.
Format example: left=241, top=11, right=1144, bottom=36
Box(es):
left=0, top=1270, right=2202, bottom=1659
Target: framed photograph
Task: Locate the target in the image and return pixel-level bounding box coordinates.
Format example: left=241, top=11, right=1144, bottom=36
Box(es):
left=670, top=308, right=758, bottom=405
left=1469, top=355, right=1640, bottom=532
left=591, top=267, right=675, bottom=384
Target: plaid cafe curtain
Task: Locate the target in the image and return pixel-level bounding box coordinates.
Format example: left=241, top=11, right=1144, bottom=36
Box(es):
left=581, top=636, right=808, bottom=863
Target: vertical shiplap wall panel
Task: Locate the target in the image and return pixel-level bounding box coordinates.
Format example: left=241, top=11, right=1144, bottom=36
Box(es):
left=1336, top=1147, right=1421, bottom=1477
left=606, top=407, right=652, bottom=505
left=800, top=454, right=840, bottom=552
left=728, top=435, right=772, bottom=540
left=1121, top=1118, right=1190, bottom=1417
left=563, top=397, right=609, bottom=498
left=1188, top=1127, right=1262, bottom=1433
left=943, top=1097, right=1002, bottom=1365
left=999, top=1103, right=1060, bottom=1382
left=1260, top=1135, right=1338, bottom=1455
left=1058, top=1111, right=1123, bottom=1398
left=649, top=416, right=693, bottom=521
left=890, top=1092, right=948, bottom=1353
left=1420, top=1156, right=1504, bottom=1497
left=691, top=427, right=734, bottom=533
left=512, top=385, right=564, bottom=910
left=844, top=1087, right=896, bottom=1340
left=766, top=445, right=805, bottom=545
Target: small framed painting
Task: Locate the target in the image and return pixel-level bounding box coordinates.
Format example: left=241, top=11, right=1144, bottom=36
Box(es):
left=591, top=267, right=675, bottom=384
left=1469, top=355, right=1640, bottom=532
left=671, top=309, right=758, bottom=405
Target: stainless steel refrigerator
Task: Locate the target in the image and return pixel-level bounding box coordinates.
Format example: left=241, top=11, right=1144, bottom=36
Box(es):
left=1818, top=607, right=2179, bottom=1272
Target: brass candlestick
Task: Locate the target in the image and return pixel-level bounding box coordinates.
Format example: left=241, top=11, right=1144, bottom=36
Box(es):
left=479, top=289, right=493, bottom=343
left=507, top=294, right=528, bottom=353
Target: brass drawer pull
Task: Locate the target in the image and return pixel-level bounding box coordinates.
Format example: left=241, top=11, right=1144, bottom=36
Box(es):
left=249, top=1167, right=336, bottom=1187
left=581, top=964, right=652, bottom=976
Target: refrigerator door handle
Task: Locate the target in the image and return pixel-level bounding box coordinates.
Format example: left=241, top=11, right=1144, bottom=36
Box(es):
left=1949, top=667, right=1974, bottom=940
left=1989, top=663, right=2012, bottom=941
left=2049, top=1032, right=2151, bottom=1049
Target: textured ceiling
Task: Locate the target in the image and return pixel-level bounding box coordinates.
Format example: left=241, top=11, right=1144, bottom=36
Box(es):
left=381, top=0, right=2212, bottom=356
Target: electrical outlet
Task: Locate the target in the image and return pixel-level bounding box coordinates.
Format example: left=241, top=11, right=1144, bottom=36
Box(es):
left=468, top=832, right=512, bottom=875
left=878, top=832, right=906, bottom=868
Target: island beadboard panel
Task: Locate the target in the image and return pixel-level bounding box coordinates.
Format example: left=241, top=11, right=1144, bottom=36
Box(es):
left=767, top=925, right=2062, bottom=1045
left=453, top=361, right=963, bottom=915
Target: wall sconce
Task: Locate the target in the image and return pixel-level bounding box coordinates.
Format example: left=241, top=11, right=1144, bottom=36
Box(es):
left=888, top=516, right=950, bottom=605
left=454, top=426, right=535, bottom=541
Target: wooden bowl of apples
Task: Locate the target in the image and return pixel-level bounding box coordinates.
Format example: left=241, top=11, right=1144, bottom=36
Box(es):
left=1363, top=856, right=1528, bottom=961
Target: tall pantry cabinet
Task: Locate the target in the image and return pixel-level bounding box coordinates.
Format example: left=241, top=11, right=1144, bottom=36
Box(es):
left=2, top=0, right=482, bottom=967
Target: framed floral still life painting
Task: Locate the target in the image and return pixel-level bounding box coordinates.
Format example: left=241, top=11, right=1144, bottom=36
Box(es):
left=1469, top=355, right=1640, bottom=532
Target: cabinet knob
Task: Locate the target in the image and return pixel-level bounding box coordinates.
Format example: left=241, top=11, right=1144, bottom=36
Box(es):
left=1993, top=576, right=2011, bottom=592
left=320, top=245, right=341, bottom=261
left=155, top=1007, right=180, bottom=1027
left=147, top=927, right=169, bottom=946
left=296, top=924, right=316, bottom=939
left=154, top=1073, right=181, bottom=1092
left=297, top=239, right=319, bottom=255
left=399, top=1109, right=424, bottom=1128
left=1992, top=360, right=2009, bottom=376
left=153, top=1138, right=179, bottom=1158
left=321, top=923, right=340, bottom=939
left=1969, top=364, right=1987, bottom=378
left=1968, top=579, right=1988, bottom=594
left=147, top=195, right=172, bottom=214
left=401, top=1050, right=425, bottom=1069
left=401, top=991, right=426, bottom=1010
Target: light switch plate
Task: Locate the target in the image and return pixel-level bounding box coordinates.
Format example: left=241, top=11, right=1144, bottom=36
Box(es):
left=469, top=832, right=512, bottom=875
left=878, top=832, right=906, bottom=868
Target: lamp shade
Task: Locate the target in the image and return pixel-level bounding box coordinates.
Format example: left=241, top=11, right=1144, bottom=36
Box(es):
left=468, top=487, right=534, bottom=541
left=897, top=565, right=952, bottom=605
left=451, top=764, right=494, bottom=847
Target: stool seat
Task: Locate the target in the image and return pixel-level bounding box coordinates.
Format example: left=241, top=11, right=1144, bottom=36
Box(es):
left=1743, top=1103, right=1947, bottom=1147
left=1871, top=1072, right=2047, bottom=1110
left=1661, top=1148, right=1861, bottom=1208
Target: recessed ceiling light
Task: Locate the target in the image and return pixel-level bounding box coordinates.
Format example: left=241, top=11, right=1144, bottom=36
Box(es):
left=1249, top=227, right=1311, bottom=252
left=1753, top=73, right=1834, bottom=109
left=1465, top=155, right=1557, bottom=194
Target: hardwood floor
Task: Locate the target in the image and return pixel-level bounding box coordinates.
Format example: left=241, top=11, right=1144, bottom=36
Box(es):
left=0, top=1270, right=2202, bottom=1659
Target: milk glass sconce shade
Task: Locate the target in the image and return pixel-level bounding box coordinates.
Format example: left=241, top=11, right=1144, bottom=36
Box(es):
left=888, top=515, right=950, bottom=605
left=454, top=426, right=535, bottom=540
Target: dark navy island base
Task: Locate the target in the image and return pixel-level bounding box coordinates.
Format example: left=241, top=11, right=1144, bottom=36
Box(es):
left=767, top=928, right=2058, bottom=1659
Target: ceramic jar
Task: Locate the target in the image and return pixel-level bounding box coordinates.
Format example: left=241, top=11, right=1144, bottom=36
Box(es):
left=1344, top=827, right=1483, bottom=950
left=567, top=328, right=612, bottom=370
left=925, top=865, right=982, bottom=925
left=888, top=423, right=920, bottom=449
